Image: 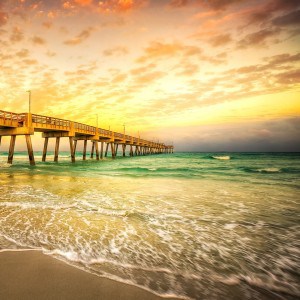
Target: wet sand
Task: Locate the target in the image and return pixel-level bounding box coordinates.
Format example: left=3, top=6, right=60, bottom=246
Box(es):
left=0, top=250, right=175, bottom=300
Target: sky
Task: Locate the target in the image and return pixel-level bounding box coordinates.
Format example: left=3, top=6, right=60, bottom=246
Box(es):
left=0, top=0, right=300, bottom=151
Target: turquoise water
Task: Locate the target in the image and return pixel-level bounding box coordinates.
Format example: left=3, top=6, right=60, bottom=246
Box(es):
left=0, top=152, right=299, bottom=299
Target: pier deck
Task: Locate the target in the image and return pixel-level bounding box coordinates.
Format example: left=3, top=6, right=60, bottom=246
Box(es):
left=0, top=110, right=173, bottom=165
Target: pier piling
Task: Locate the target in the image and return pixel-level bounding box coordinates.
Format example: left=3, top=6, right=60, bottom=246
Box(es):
left=110, top=143, right=115, bottom=159
left=95, top=141, right=99, bottom=161
left=105, top=143, right=109, bottom=157
left=42, top=137, right=48, bottom=162
left=91, top=142, right=95, bottom=159
left=100, top=142, right=104, bottom=159
left=25, top=135, right=35, bottom=166
left=69, top=137, right=75, bottom=163
left=83, top=140, right=87, bottom=160
left=7, top=135, right=16, bottom=164
left=54, top=137, right=60, bottom=162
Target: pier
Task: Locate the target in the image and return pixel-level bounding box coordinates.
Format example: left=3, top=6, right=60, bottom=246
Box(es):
left=0, top=110, right=174, bottom=165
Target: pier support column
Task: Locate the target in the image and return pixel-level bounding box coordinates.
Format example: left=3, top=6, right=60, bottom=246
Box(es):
left=115, top=144, right=118, bottom=157
left=130, top=145, right=133, bottom=157
left=110, top=143, right=115, bottom=159
left=91, top=142, right=95, bottom=159
left=83, top=140, right=87, bottom=160
left=42, top=137, right=48, bottom=162
left=105, top=143, right=109, bottom=157
left=25, top=135, right=35, bottom=166
left=7, top=135, right=16, bottom=164
left=54, top=137, right=60, bottom=162
left=69, top=137, right=75, bottom=163
left=122, top=144, right=126, bottom=157
left=95, top=141, right=99, bottom=160
left=74, top=140, right=77, bottom=154
left=0, top=136, right=2, bottom=146
left=100, top=142, right=104, bottom=159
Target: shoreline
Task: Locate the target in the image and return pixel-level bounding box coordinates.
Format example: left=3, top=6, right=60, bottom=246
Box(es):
left=0, top=250, right=179, bottom=300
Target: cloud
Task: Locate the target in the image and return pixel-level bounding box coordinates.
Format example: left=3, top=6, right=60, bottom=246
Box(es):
left=130, top=63, right=156, bottom=75
left=46, top=50, right=56, bottom=57
left=42, top=21, right=53, bottom=29
left=136, top=41, right=202, bottom=63
left=208, top=33, right=232, bottom=47
left=272, top=10, right=300, bottom=27
left=162, top=51, right=300, bottom=110
left=10, top=27, right=24, bottom=42
left=246, top=0, right=300, bottom=26
left=266, top=52, right=300, bottom=65
left=0, top=11, right=8, bottom=27
left=64, top=27, right=94, bottom=45
left=169, top=0, right=241, bottom=10
left=169, top=0, right=189, bottom=7
left=276, top=69, right=300, bottom=85
left=133, top=70, right=166, bottom=85
left=103, top=46, right=129, bottom=56
left=95, top=0, right=148, bottom=13
left=74, top=0, right=93, bottom=6
left=149, top=117, right=300, bottom=152
left=175, top=62, right=199, bottom=77
left=205, top=0, right=242, bottom=10
left=31, top=36, right=46, bottom=45
left=21, top=59, right=39, bottom=66
left=237, top=28, right=279, bottom=49
left=16, top=49, right=30, bottom=58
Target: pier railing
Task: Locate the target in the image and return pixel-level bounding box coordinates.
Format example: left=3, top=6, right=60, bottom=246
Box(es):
left=0, top=110, right=24, bottom=125
left=32, top=114, right=70, bottom=129
left=74, top=122, right=96, bottom=134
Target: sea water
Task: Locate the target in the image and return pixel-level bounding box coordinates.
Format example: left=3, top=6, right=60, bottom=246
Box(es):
left=0, top=152, right=299, bottom=300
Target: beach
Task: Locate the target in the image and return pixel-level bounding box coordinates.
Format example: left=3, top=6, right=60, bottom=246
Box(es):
left=0, top=250, right=170, bottom=300
left=0, top=152, right=299, bottom=299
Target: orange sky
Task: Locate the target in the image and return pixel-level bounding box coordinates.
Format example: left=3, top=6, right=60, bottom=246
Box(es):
left=0, top=0, right=299, bottom=151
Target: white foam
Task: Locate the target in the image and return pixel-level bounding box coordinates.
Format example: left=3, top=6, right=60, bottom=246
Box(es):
left=258, top=168, right=281, bottom=173
left=224, top=223, right=237, bottom=230
left=0, top=163, right=12, bottom=168
left=0, top=248, right=40, bottom=253
left=214, top=275, right=240, bottom=285
left=212, top=156, right=230, bottom=160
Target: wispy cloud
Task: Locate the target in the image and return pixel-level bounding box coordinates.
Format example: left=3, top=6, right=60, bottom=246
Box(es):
left=0, top=11, right=8, bottom=27
left=16, top=49, right=29, bottom=58
left=237, top=28, right=279, bottom=49
left=10, top=27, right=24, bottom=42
left=31, top=36, right=46, bottom=45
left=103, top=46, right=129, bottom=56
left=208, top=33, right=232, bottom=47
left=64, top=27, right=94, bottom=45
left=272, top=10, right=300, bottom=27
left=136, top=41, right=202, bottom=63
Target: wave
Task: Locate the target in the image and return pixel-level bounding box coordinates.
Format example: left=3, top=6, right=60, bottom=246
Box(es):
left=0, top=163, right=12, bottom=168
left=212, top=156, right=231, bottom=160
left=257, top=167, right=281, bottom=173
left=241, top=167, right=282, bottom=173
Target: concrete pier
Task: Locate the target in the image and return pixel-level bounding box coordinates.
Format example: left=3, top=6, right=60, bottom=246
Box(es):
left=0, top=110, right=174, bottom=165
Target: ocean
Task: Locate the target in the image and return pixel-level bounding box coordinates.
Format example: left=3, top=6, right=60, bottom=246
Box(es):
left=0, top=152, right=299, bottom=300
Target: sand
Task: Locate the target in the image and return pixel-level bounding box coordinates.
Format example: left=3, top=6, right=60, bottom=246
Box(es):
left=0, top=250, right=175, bottom=300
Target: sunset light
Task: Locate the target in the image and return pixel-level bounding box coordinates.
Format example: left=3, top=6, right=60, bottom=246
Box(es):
left=0, top=0, right=299, bottom=150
